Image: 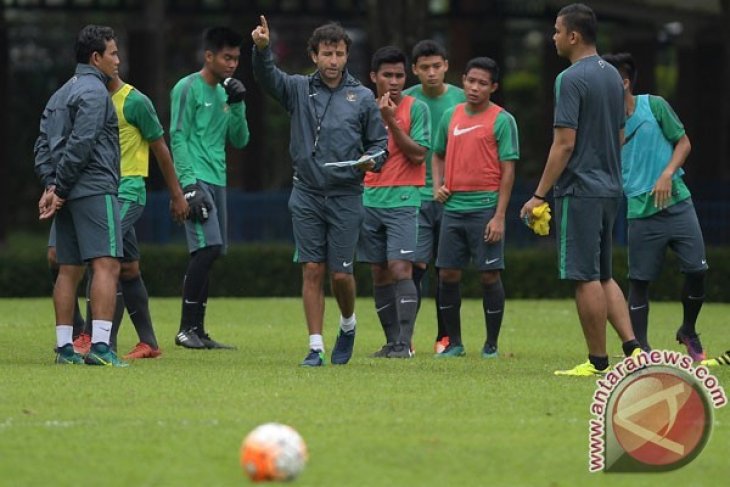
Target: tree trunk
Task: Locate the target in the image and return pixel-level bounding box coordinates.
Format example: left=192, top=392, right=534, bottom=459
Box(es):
left=0, top=3, right=7, bottom=246
left=721, top=0, right=730, bottom=178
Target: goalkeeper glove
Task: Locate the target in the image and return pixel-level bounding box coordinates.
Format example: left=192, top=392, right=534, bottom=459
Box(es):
left=183, top=183, right=211, bottom=223
left=523, top=202, right=551, bottom=236
left=222, top=78, right=246, bottom=104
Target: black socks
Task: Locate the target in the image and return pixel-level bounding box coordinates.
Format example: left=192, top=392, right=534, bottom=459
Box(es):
left=482, top=280, right=505, bottom=347
left=628, top=279, right=650, bottom=349
left=180, top=245, right=221, bottom=333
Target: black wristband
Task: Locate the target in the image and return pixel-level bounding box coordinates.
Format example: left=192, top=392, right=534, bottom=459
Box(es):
left=533, top=193, right=546, bottom=201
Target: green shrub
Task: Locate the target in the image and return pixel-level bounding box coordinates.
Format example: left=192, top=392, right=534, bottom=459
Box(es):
left=2, top=237, right=727, bottom=301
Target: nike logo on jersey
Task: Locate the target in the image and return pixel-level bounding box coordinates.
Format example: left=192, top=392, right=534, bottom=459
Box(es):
left=485, top=258, right=500, bottom=265
left=399, top=249, right=414, bottom=254
left=486, top=309, right=502, bottom=314
left=204, top=102, right=213, bottom=107
left=629, top=304, right=647, bottom=311
left=453, top=124, right=483, bottom=136
left=375, top=303, right=392, bottom=313
left=342, top=261, right=353, bottom=268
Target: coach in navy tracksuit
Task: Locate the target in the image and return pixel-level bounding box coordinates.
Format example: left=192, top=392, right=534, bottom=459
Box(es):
left=252, top=16, right=387, bottom=367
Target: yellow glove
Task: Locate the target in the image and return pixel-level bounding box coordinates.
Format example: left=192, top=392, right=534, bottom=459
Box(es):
left=527, top=202, right=551, bottom=236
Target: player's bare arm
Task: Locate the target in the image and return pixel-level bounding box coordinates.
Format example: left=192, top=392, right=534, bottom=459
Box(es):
left=652, top=134, right=691, bottom=209
left=520, top=127, right=575, bottom=220
left=150, top=137, right=189, bottom=223
left=378, top=94, right=426, bottom=165
left=485, top=161, right=515, bottom=243
left=251, top=15, right=270, bottom=50
left=431, top=153, right=451, bottom=203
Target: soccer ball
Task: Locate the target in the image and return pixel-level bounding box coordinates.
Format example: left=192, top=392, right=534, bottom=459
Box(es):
left=240, top=423, right=308, bottom=482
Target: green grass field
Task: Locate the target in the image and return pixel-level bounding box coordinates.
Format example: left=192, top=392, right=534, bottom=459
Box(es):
left=1, top=297, right=728, bottom=486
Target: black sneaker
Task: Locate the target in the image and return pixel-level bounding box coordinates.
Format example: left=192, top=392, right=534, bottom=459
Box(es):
left=331, top=328, right=355, bottom=364
left=370, top=343, right=393, bottom=358
left=197, top=332, right=237, bottom=350
left=175, top=329, right=205, bottom=349
left=386, top=343, right=414, bottom=359
left=300, top=349, right=325, bottom=367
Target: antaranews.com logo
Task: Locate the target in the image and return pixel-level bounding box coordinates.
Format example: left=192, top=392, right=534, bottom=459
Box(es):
left=588, top=350, right=727, bottom=473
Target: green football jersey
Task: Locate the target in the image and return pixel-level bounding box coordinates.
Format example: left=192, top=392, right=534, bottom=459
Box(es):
left=170, top=73, right=250, bottom=188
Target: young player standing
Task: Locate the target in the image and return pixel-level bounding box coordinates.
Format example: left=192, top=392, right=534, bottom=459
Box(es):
left=70, top=74, right=189, bottom=359
left=432, top=57, right=518, bottom=358
left=603, top=52, right=707, bottom=360
left=108, top=74, right=189, bottom=358
left=171, top=27, right=250, bottom=350
left=403, top=40, right=466, bottom=353
left=360, top=46, right=431, bottom=358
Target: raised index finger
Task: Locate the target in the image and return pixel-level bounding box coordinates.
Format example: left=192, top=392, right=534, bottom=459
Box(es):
left=260, top=15, right=269, bottom=31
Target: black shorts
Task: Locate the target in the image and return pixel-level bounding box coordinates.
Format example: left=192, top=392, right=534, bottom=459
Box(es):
left=357, top=206, right=419, bottom=263
left=415, top=199, right=444, bottom=264
left=54, top=194, right=123, bottom=265
left=184, top=181, right=227, bottom=255
left=554, top=196, right=621, bottom=281
left=435, top=208, right=504, bottom=271
left=288, top=187, right=364, bottom=274
left=628, top=199, right=708, bottom=280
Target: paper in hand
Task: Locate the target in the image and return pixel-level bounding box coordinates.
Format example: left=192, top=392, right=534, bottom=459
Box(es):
left=324, top=150, right=385, bottom=167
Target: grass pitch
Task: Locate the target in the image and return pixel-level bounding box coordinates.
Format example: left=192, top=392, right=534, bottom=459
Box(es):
left=0, top=297, right=728, bottom=486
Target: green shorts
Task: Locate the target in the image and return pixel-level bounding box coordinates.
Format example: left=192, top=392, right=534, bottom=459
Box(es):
left=288, top=187, right=364, bottom=274
left=119, top=199, right=145, bottom=262
left=435, top=208, right=504, bottom=271
left=415, top=199, right=444, bottom=264
left=628, top=199, right=708, bottom=280
left=357, top=206, right=419, bottom=263
left=555, top=195, right=620, bottom=281
left=184, top=181, right=227, bottom=255
left=54, top=194, right=122, bottom=265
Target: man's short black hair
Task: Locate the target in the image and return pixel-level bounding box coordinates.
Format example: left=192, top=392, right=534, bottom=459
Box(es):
left=464, top=57, right=500, bottom=83
left=75, top=25, right=116, bottom=64
left=602, top=52, right=637, bottom=88
left=308, top=22, right=351, bottom=55
left=411, top=40, right=448, bottom=64
left=371, top=46, right=407, bottom=73
left=557, top=3, right=597, bottom=45
left=203, top=26, right=243, bottom=53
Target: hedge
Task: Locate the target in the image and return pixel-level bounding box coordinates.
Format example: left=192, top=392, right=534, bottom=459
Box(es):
left=1, top=240, right=728, bottom=301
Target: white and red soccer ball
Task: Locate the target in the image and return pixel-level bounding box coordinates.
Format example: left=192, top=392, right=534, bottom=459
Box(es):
left=240, top=423, right=308, bottom=482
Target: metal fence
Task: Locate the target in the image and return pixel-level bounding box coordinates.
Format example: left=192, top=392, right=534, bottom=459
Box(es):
left=135, top=182, right=730, bottom=247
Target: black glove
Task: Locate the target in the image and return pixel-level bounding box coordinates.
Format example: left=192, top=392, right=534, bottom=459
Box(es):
left=222, top=78, right=246, bottom=104
left=183, top=183, right=211, bottom=222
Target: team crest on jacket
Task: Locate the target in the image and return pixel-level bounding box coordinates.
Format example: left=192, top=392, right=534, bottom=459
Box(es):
left=346, top=91, right=357, bottom=102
